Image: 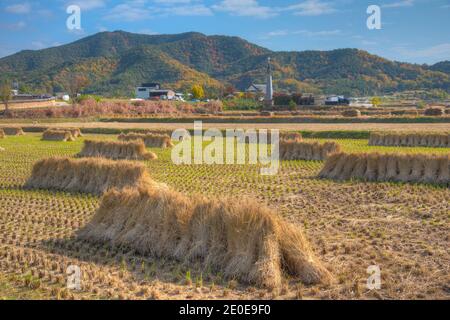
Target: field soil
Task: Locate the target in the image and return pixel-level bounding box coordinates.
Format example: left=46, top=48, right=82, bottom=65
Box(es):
left=0, top=133, right=448, bottom=300
left=2, top=100, right=60, bottom=110
left=4, top=121, right=450, bottom=132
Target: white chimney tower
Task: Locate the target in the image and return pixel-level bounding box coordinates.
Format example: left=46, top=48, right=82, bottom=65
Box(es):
left=264, top=57, right=274, bottom=107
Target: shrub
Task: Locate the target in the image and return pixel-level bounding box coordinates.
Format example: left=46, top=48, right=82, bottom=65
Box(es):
left=223, top=98, right=260, bottom=110
left=77, top=95, right=102, bottom=103
left=273, top=93, right=291, bottom=106
left=288, top=100, right=297, bottom=110
left=292, top=93, right=314, bottom=105
left=424, top=107, right=445, bottom=116
left=196, top=100, right=223, bottom=114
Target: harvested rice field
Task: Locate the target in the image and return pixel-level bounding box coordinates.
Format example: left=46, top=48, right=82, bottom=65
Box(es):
left=0, top=133, right=449, bottom=300
left=4, top=121, right=450, bottom=132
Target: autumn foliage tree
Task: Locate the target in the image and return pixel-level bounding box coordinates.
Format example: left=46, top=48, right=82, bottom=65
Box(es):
left=224, top=85, right=236, bottom=96
left=371, top=96, right=381, bottom=107
left=0, top=80, right=12, bottom=112
left=191, top=84, right=204, bottom=100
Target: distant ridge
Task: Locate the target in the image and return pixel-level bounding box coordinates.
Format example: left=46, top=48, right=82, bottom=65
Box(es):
left=0, top=31, right=448, bottom=97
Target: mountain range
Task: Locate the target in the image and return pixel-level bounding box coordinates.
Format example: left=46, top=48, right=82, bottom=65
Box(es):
left=0, top=30, right=449, bottom=97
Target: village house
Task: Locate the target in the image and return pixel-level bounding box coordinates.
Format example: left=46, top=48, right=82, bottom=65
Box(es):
left=246, top=84, right=267, bottom=95
left=135, top=83, right=175, bottom=100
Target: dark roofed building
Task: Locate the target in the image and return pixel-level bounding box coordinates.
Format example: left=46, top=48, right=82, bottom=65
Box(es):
left=141, top=83, right=161, bottom=90
left=246, top=84, right=267, bottom=95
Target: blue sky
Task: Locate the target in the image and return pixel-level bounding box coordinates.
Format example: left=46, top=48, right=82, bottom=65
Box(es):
left=1, top=0, right=449, bottom=64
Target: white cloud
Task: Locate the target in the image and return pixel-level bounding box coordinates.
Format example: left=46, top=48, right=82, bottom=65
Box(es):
left=31, top=41, right=47, bottom=49
left=172, top=5, right=213, bottom=15
left=104, top=0, right=211, bottom=20
left=104, top=3, right=151, bottom=21
left=361, top=40, right=378, bottom=46
left=138, top=29, right=160, bottom=35
left=148, top=0, right=213, bottom=16
left=2, top=21, right=27, bottom=30
left=213, top=0, right=336, bottom=18
left=265, top=29, right=342, bottom=38
left=212, top=0, right=276, bottom=18
left=153, top=0, right=195, bottom=3
left=5, top=3, right=31, bottom=14
left=102, top=0, right=338, bottom=20
left=36, top=9, right=53, bottom=17
left=285, top=0, right=336, bottom=16
left=67, top=0, right=106, bottom=10
left=267, top=30, right=289, bottom=37
left=294, top=29, right=341, bottom=36
left=382, top=0, right=414, bottom=8
left=394, top=43, right=450, bottom=62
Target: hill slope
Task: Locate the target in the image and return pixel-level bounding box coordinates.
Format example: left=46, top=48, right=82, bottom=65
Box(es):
left=429, top=61, right=450, bottom=75
left=0, top=31, right=448, bottom=97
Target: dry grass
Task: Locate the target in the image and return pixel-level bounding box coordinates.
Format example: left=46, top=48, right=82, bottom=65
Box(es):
left=118, top=133, right=174, bottom=148
left=1, top=127, right=25, bottom=136
left=42, top=129, right=75, bottom=142
left=5, top=121, right=450, bottom=132
left=77, top=140, right=157, bottom=160
left=78, top=185, right=331, bottom=289
left=0, top=129, right=4, bottom=139
left=319, top=152, right=450, bottom=185
left=280, top=141, right=341, bottom=161
left=369, top=132, right=450, bottom=148
left=25, top=157, right=155, bottom=195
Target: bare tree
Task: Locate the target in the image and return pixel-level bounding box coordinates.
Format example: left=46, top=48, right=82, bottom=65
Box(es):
left=0, top=80, right=12, bottom=113
left=60, top=73, right=90, bottom=106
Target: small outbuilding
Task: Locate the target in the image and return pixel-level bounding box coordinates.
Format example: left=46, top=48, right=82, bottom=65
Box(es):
left=135, top=83, right=175, bottom=100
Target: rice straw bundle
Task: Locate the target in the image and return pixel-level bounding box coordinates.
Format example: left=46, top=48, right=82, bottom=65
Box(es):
left=319, top=152, right=449, bottom=185
left=25, top=157, right=154, bottom=195
left=78, top=140, right=157, bottom=160
left=280, top=141, right=341, bottom=161
left=78, top=185, right=332, bottom=288
left=118, top=133, right=174, bottom=148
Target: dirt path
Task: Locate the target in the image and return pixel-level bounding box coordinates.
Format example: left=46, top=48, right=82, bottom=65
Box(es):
left=7, top=121, right=450, bottom=132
